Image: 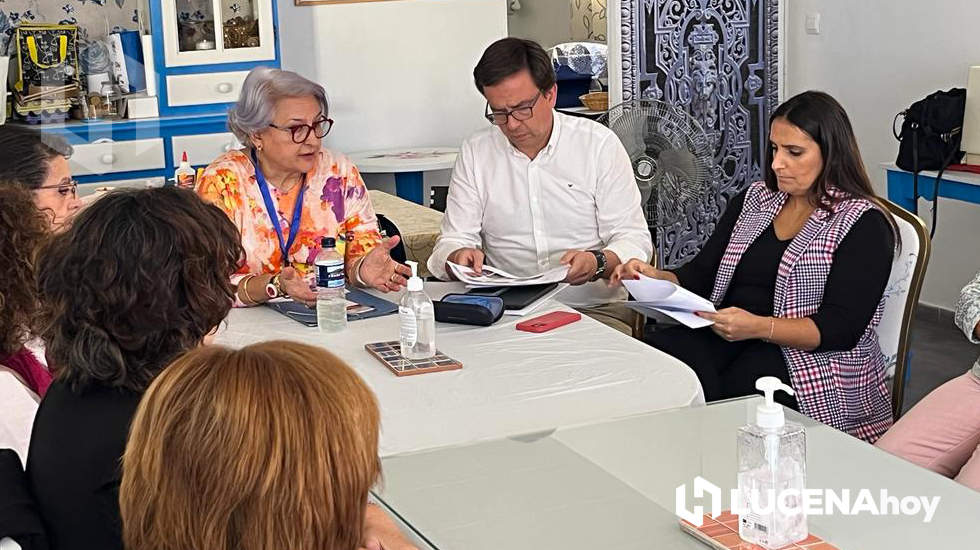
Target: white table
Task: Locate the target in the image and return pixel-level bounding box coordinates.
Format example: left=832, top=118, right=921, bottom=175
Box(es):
left=214, top=282, right=703, bottom=457
left=376, top=396, right=980, bottom=550
left=349, top=148, right=458, bottom=205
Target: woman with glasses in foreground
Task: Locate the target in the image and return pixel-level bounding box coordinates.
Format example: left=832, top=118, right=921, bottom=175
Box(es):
left=197, top=67, right=410, bottom=306
left=0, top=125, right=81, bottom=231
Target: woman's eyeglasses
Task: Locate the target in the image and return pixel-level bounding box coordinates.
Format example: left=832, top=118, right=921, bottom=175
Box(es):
left=269, top=116, right=334, bottom=143
left=35, top=180, right=78, bottom=197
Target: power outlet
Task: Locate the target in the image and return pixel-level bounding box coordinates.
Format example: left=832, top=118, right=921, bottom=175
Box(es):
left=805, top=13, right=821, bottom=35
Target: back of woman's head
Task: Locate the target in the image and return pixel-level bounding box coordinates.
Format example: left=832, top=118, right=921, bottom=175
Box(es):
left=0, top=125, right=72, bottom=190
left=120, top=341, right=381, bottom=550
left=765, top=90, right=877, bottom=206
left=36, top=186, right=244, bottom=392
left=0, top=185, right=50, bottom=357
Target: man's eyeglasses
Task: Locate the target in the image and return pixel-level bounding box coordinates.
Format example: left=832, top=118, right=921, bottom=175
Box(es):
left=269, top=116, right=334, bottom=143
left=485, top=92, right=542, bottom=126
left=35, top=180, right=78, bottom=197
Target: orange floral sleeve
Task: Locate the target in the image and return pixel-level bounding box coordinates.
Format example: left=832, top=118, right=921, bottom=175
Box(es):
left=196, top=159, right=251, bottom=278
left=341, top=161, right=383, bottom=263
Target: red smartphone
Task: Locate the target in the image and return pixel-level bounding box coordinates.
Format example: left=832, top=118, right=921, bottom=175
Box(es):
left=516, top=311, right=582, bottom=333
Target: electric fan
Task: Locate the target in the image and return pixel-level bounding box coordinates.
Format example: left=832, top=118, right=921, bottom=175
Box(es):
left=601, top=99, right=715, bottom=267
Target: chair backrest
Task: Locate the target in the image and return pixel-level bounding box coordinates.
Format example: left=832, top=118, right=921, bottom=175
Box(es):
left=876, top=200, right=931, bottom=419
left=429, top=185, right=449, bottom=212
left=376, top=213, right=407, bottom=264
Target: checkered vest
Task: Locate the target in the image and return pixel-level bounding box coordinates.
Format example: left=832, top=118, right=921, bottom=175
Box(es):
left=709, top=181, right=893, bottom=442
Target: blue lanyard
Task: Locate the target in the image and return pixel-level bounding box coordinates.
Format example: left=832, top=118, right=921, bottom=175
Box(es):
left=252, top=149, right=306, bottom=267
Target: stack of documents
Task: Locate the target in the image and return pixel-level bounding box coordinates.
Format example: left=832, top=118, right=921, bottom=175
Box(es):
left=448, top=262, right=569, bottom=288
left=622, top=276, right=717, bottom=328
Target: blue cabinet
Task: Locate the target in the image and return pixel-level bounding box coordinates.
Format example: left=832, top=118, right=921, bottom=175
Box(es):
left=39, top=0, right=280, bottom=185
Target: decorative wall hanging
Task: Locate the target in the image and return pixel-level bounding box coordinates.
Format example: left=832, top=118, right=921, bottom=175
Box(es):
left=618, top=0, right=780, bottom=268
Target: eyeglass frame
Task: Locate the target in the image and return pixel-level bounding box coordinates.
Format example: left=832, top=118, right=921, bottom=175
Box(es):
left=268, top=115, right=334, bottom=143
left=484, top=91, right=543, bottom=126
left=34, top=180, right=78, bottom=197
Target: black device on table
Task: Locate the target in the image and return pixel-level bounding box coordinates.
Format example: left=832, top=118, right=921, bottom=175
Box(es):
left=465, top=283, right=559, bottom=310
left=433, top=294, right=505, bottom=326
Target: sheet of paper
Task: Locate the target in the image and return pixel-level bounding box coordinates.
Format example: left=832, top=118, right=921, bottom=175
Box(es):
left=625, top=303, right=714, bottom=329
left=622, top=276, right=716, bottom=329
left=622, top=276, right=716, bottom=312
left=449, top=262, right=569, bottom=288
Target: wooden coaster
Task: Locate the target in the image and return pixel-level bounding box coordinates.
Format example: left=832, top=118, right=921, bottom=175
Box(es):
left=364, top=341, right=463, bottom=377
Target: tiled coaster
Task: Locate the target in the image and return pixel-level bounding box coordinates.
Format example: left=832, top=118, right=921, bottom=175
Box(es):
left=365, top=341, right=463, bottom=377
left=679, top=510, right=838, bottom=550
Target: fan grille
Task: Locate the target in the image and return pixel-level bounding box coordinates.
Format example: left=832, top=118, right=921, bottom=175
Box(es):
left=603, top=100, right=714, bottom=229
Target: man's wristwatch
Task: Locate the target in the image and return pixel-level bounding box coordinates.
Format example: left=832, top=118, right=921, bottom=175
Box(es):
left=588, top=250, right=607, bottom=282
left=265, top=274, right=285, bottom=299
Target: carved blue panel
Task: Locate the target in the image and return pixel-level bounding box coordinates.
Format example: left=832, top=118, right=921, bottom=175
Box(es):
left=620, top=0, right=779, bottom=268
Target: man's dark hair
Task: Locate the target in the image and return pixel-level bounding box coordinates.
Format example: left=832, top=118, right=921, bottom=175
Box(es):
left=0, top=125, right=72, bottom=190
left=473, top=37, right=555, bottom=94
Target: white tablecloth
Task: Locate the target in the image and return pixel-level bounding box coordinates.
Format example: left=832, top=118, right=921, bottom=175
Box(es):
left=214, top=283, right=703, bottom=456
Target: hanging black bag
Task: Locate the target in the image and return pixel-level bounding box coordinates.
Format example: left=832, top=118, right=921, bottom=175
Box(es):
left=893, top=88, right=967, bottom=237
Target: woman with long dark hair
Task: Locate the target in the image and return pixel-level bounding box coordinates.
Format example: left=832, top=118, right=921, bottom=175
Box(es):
left=613, top=90, right=898, bottom=443
left=0, top=186, right=52, bottom=466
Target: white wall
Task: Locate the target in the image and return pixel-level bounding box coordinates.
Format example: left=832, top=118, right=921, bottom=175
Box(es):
left=507, top=0, right=571, bottom=48
left=785, top=0, right=980, bottom=310
left=278, top=0, right=507, bottom=194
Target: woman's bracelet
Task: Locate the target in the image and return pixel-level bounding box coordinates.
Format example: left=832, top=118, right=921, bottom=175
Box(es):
left=239, top=274, right=260, bottom=304
left=767, top=316, right=776, bottom=342
left=353, top=256, right=368, bottom=287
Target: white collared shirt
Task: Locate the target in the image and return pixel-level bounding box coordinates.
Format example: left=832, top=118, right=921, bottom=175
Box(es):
left=429, top=111, right=652, bottom=307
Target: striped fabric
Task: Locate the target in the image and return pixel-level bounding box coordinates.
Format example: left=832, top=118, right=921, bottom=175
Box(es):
left=710, top=181, right=893, bottom=442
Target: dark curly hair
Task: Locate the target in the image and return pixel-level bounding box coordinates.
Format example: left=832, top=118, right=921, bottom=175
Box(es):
left=36, top=186, right=245, bottom=392
left=0, top=125, right=73, bottom=190
left=0, top=185, right=50, bottom=358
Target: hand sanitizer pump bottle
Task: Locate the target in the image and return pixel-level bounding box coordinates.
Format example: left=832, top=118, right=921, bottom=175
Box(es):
left=736, top=377, right=807, bottom=549
left=399, top=261, right=435, bottom=360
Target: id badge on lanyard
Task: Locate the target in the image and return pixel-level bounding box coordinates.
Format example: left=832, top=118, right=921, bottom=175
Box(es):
left=252, top=149, right=306, bottom=266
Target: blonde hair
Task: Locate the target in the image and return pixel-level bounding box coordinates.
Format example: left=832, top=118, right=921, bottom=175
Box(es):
left=120, top=341, right=381, bottom=550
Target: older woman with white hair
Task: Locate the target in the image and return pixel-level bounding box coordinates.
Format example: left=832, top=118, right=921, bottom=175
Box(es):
left=197, top=67, right=410, bottom=306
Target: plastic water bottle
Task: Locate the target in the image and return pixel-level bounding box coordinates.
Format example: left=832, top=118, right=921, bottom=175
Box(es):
left=315, top=237, right=347, bottom=333
left=399, top=261, right=435, bottom=359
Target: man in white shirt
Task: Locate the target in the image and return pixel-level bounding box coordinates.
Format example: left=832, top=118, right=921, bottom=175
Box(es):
left=428, top=37, right=653, bottom=332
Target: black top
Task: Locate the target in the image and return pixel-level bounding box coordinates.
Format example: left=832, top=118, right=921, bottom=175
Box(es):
left=26, top=381, right=141, bottom=550
left=721, top=223, right=792, bottom=317
left=0, top=449, right=47, bottom=550
left=675, top=190, right=894, bottom=352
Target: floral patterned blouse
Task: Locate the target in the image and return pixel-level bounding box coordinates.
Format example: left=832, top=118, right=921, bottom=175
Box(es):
left=196, top=148, right=382, bottom=285
left=954, top=269, right=980, bottom=377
